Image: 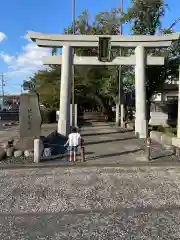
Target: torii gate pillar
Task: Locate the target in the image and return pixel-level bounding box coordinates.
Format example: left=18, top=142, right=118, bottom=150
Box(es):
left=58, top=45, right=72, bottom=136
left=135, top=46, right=147, bottom=138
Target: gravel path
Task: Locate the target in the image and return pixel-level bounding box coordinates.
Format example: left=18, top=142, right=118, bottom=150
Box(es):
left=0, top=166, right=180, bottom=239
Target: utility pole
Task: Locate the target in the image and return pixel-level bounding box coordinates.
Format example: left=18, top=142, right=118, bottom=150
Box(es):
left=71, top=0, right=76, bottom=127
left=0, top=73, right=5, bottom=107
left=118, top=0, right=124, bottom=127
left=119, top=0, right=123, bottom=35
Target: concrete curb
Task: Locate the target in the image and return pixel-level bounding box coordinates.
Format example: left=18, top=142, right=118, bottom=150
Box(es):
left=150, top=131, right=180, bottom=151
left=0, top=160, right=180, bottom=170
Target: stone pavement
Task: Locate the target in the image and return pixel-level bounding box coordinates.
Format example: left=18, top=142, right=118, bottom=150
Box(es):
left=0, top=121, right=175, bottom=165
left=79, top=121, right=175, bottom=165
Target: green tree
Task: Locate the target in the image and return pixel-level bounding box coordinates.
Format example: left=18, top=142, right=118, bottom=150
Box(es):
left=29, top=8, right=130, bottom=109
left=122, top=0, right=180, bottom=120
left=26, top=3, right=180, bottom=113
left=64, top=8, right=124, bottom=109
left=122, top=0, right=167, bottom=35
left=23, top=66, right=61, bottom=108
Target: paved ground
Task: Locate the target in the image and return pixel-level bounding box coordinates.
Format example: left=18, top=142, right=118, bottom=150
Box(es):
left=0, top=120, right=175, bottom=164
left=38, top=121, right=176, bottom=165
left=79, top=121, right=175, bottom=165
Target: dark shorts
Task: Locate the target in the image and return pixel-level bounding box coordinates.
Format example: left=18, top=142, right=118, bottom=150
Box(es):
left=67, top=146, right=78, bottom=152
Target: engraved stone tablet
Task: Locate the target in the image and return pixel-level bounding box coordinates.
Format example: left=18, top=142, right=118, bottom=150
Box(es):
left=16, top=93, right=42, bottom=150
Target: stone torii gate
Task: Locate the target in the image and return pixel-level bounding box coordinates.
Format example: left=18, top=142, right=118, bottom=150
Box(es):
left=28, top=32, right=180, bottom=138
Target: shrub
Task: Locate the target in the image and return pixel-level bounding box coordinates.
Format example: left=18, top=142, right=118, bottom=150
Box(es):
left=164, top=127, right=177, bottom=136
left=157, top=125, right=165, bottom=133
left=148, top=125, right=159, bottom=131
left=41, top=108, right=57, bottom=124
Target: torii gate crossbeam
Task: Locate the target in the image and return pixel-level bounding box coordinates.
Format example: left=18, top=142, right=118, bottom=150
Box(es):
left=43, top=55, right=164, bottom=66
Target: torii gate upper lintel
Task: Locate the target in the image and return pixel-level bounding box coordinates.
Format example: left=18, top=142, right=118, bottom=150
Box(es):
left=28, top=31, right=180, bottom=48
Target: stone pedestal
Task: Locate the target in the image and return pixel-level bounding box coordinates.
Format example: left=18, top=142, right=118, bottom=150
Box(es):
left=16, top=93, right=42, bottom=150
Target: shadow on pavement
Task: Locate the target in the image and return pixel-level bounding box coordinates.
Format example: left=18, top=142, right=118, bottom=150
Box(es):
left=43, top=131, right=68, bottom=156
left=80, top=121, right=93, bottom=127
left=42, top=151, right=95, bottom=162
left=150, top=152, right=175, bottom=161
left=87, top=148, right=143, bottom=160
left=82, top=129, right=134, bottom=137
left=87, top=123, right=115, bottom=128
left=84, top=136, right=137, bottom=146
left=41, top=152, right=67, bottom=163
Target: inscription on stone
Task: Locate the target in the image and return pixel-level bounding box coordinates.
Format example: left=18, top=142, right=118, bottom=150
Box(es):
left=27, top=108, right=32, bottom=130
left=15, top=93, right=42, bottom=150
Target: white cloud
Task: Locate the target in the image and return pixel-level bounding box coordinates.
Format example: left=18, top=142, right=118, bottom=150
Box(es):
left=0, top=32, right=6, bottom=42
left=21, top=33, right=31, bottom=42
left=4, top=33, right=51, bottom=77
left=0, top=52, right=14, bottom=63
left=0, top=33, right=51, bottom=94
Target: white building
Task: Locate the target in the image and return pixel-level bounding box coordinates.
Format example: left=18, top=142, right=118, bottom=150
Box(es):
left=152, top=79, right=179, bottom=102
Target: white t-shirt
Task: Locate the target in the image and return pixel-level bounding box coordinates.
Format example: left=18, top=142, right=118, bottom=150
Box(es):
left=68, top=133, right=81, bottom=146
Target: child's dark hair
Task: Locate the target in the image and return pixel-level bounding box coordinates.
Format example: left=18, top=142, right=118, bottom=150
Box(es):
left=72, top=127, right=77, bottom=133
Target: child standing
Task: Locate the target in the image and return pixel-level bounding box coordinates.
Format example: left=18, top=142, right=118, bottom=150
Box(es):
left=64, top=127, right=82, bottom=162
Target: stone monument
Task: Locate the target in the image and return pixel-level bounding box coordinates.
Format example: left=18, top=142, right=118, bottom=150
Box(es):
left=15, top=92, right=42, bottom=150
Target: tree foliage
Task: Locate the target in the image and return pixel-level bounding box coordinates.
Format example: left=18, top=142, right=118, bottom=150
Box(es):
left=24, top=66, right=61, bottom=108
left=122, top=0, right=167, bottom=35
left=122, top=0, right=179, bottom=103
left=24, top=0, right=180, bottom=111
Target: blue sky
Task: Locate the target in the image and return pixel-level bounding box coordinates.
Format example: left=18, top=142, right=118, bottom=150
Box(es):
left=0, top=0, right=179, bottom=95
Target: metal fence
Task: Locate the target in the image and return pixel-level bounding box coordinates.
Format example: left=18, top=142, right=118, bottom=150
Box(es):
left=0, top=111, right=19, bottom=121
